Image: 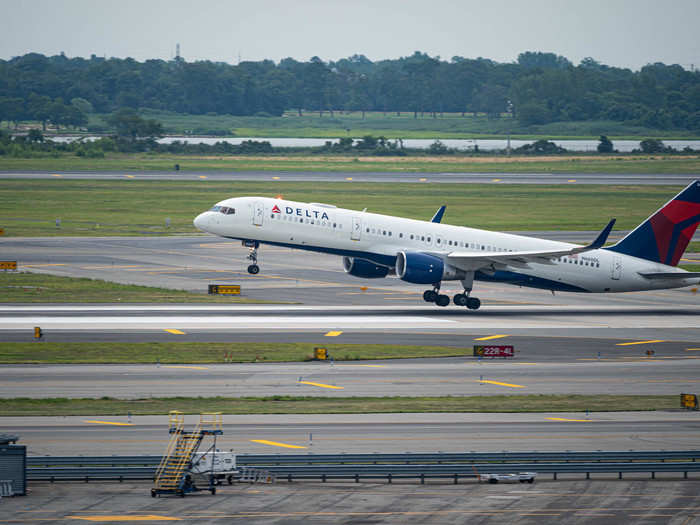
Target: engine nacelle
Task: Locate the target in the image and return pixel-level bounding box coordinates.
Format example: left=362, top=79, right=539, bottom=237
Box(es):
left=395, top=251, right=465, bottom=284
left=342, top=257, right=390, bottom=279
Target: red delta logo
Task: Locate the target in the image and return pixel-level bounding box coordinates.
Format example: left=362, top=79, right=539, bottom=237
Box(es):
left=272, top=205, right=281, bottom=214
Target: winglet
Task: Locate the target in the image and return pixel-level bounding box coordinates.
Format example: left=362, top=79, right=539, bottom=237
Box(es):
left=587, top=218, right=616, bottom=249
left=431, top=205, right=446, bottom=223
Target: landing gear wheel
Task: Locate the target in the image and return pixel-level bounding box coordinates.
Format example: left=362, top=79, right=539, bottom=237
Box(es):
left=466, top=297, right=481, bottom=310
left=247, top=264, right=260, bottom=275
left=151, top=489, right=156, bottom=498
left=436, top=294, right=450, bottom=307
left=423, top=290, right=438, bottom=302
left=453, top=293, right=467, bottom=306
left=227, top=475, right=234, bottom=485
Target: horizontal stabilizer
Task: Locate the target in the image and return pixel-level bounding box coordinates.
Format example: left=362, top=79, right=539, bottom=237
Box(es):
left=639, top=272, right=700, bottom=280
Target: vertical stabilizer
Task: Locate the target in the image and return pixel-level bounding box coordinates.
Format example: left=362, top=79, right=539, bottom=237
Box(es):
left=607, top=180, right=700, bottom=266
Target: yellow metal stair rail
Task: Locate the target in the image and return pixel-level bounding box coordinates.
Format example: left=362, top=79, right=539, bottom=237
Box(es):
left=154, top=411, right=184, bottom=487
left=154, top=411, right=204, bottom=490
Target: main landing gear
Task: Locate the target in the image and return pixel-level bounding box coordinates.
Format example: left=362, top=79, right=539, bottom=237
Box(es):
left=453, top=293, right=481, bottom=310
left=245, top=240, right=260, bottom=274
left=422, top=285, right=450, bottom=307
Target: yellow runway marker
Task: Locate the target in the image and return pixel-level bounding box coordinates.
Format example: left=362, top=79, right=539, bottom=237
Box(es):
left=272, top=176, right=280, bottom=180
left=83, top=420, right=134, bottom=426
left=474, top=334, right=509, bottom=341
left=250, top=439, right=307, bottom=449
left=616, top=339, right=664, bottom=346
left=164, top=329, right=186, bottom=335
left=492, top=178, right=501, bottom=182
left=52, top=174, right=62, bottom=177
left=419, top=178, right=427, bottom=182
left=686, top=348, right=700, bottom=351
left=478, top=380, right=525, bottom=388
left=298, top=381, right=344, bottom=390
left=24, top=263, right=65, bottom=267
left=198, top=175, right=208, bottom=179
left=125, top=175, right=135, bottom=178
left=345, top=177, right=353, bottom=180
left=70, top=516, right=180, bottom=522
left=163, top=365, right=208, bottom=370
left=567, top=179, right=577, bottom=182
left=546, top=417, right=592, bottom=422
left=325, top=330, right=343, bottom=337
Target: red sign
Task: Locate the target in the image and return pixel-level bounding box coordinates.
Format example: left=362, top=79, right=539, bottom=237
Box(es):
left=473, top=345, right=514, bottom=358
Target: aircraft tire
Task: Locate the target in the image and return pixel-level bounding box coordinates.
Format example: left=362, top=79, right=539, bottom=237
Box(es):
left=436, top=294, right=450, bottom=307
left=453, top=293, right=467, bottom=306
left=247, top=264, right=260, bottom=275
left=423, top=290, right=438, bottom=302
left=466, top=297, right=481, bottom=310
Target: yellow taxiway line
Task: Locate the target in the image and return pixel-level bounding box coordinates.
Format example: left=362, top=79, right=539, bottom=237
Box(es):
left=83, top=420, right=134, bottom=426
left=477, top=380, right=525, bottom=388
left=616, top=340, right=664, bottom=346
left=546, top=417, right=592, bottom=422
left=324, top=330, right=343, bottom=337
left=164, top=329, right=186, bottom=335
left=298, top=381, right=344, bottom=390
left=70, top=516, right=179, bottom=522
left=474, top=334, right=509, bottom=341
left=250, top=439, right=307, bottom=449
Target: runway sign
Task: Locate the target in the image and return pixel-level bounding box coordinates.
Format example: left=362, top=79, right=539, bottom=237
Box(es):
left=314, top=347, right=328, bottom=360
left=473, top=345, right=514, bottom=358
left=681, top=393, right=698, bottom=410
left=208, top=284, right=240, bottom=295
left=0, top=261, right=17, bottom=271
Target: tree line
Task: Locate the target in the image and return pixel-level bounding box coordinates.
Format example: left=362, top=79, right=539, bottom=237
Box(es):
left=0, top=51, right=698, bottom=131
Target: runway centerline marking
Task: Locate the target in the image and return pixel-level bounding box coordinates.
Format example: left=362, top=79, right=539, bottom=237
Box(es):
left=546, top=417, right=592, bottom=422
left=474, top=334, right=509, bottom=341
left=324, top=330, right=343, bottom=337
left=163, top=365, right=209, bottom=370
left=567, top=179, right=577, bottom=182
left=616, top=340, right=664, bottom=346
left=298, top=381, right=344, bottom=390
left=164, top=329, right=186, bottom=335
left=125, top=175, right=135, bottom=179
left=250, top=439, right=306, bottom=449
left=83, top=420, right=134, bottom=426
left=69, top=516, right=179, bottom=522
left=477, top=380, right=525, bottom=388
left=52, top=174, right=62, bottom=177
left=198, top=175, right=207, bottom=179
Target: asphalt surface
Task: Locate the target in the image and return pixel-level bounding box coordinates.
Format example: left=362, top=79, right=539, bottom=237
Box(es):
left=1, top=170, right=698, bottom=184
left=5, top=479, right=700, bottom=524
left=5, top=412, right=700, bottom=456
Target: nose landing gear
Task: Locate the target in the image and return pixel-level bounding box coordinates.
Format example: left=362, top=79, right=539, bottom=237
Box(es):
left=244, top=240, right=260, bottom=274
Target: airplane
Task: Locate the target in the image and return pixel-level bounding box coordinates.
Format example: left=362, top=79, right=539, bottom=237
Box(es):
left=193, top=180, right=700, bottom=309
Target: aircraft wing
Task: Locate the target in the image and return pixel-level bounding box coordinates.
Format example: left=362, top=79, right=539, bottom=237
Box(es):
left=446, top=219, right=616, bottom=271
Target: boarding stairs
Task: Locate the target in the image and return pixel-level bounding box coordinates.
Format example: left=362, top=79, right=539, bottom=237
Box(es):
left=151, top=411, right=223, bottom=497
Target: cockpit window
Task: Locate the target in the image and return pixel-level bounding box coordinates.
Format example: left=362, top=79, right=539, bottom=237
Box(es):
left=210, top=205, right=235, bottom=215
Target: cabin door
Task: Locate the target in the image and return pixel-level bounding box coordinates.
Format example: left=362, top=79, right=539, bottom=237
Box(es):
left=611, top=256, right=622, bottom=280
left=351, top=217, right=362, bottom=240
left=252, top=201, right=264, bottom=226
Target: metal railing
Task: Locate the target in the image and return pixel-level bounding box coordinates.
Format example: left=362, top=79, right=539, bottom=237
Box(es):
left=27, top=450, right=700, bottom=483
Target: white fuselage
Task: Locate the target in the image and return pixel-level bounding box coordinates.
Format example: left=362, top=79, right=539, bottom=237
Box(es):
left=194, top=197, right=699, bottom=294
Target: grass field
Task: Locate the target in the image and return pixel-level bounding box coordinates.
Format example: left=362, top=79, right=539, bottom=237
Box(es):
left=0, top=272, right=265, bottom=303
left=0, top=341, right=470, bottom=363
left=0, top=394, right=677, bottom=416
left=1, top=153, right=699, bottom=174
left=0, top=180, right=692, bottom=237
left=87, top=109, right=699, bottom=140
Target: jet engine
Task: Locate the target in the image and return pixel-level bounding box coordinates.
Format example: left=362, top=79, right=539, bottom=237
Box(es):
left=342, top=257, right=390, bottom=278
left=395, top=251, right=465, bottom=284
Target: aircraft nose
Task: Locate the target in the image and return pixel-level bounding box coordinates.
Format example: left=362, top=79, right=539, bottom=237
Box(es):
left=193, top=212, right=208, bottom=231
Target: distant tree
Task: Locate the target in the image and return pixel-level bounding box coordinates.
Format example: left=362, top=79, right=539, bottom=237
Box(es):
left=27, top=94, right=52, bottom=130
left=639, top=138, right=669, bottom=154
left=428, top=140, right=449, bottom=155
left=515, top=139, right=567, bottom=154
left=517, top=102, right=551, bottom=126
left=517, top=51, right=572, bottom=70
left=27, top=128, right=44, bottom=142
left=106, top=108, right=163, bottom=140
left=597, top=135, right=614, bottom=153
left=70, top=97, right=94, bottom=115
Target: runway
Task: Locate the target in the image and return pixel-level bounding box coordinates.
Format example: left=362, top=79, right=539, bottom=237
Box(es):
left=5, top=412, right=700, bottom=455
left=1, top=170, right=697, bottom=184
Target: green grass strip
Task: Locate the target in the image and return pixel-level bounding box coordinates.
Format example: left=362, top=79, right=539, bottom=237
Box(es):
left=0, top=342, right=470, bottom=364
left=0, top=395, right=677, bottom=416
left=0, top=273, right=266, bottom=303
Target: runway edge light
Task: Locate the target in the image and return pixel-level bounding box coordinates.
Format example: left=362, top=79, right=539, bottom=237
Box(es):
left=34, top=326, right=42, bottom=340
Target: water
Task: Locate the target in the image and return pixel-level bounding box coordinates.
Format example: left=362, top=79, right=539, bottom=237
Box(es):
left=52, top=136, right=700, bottom=152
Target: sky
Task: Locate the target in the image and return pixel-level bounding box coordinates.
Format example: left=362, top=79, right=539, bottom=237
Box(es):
left=2, top=0, right=699, bottom=70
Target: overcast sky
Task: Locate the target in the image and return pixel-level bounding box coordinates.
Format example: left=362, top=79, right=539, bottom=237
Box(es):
left=2, top=0, right=698, bottom=70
